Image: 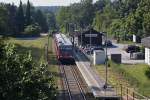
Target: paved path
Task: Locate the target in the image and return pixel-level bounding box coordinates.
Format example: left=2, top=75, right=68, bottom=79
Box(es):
left=107, top=43, right=144, bottom=64
left=74, top=49, right=120, bottom=99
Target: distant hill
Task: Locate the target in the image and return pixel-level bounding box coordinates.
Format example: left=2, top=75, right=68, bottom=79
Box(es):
left=36, top=6, right=61, bottom=13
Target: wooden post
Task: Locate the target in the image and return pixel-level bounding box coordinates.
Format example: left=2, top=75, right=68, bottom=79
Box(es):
left=127, top=88, right=128, bottom=100
left=133, top=92, right=135, bottom=100
left=121, top=84, right=123, bottom=99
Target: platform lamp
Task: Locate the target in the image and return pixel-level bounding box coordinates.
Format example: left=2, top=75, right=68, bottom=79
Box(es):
left=103, top=31, right=108, bottom=89
left=89, top=25, right=92, bottom=67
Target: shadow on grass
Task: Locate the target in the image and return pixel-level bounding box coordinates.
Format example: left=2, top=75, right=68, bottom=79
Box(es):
left=48, top=54, right=58, bottom=65
left=15, top=44, right=44, bottom=62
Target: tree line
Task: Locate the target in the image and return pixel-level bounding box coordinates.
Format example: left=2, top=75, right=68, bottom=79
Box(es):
left=0, top=0, right=57, bottom=37
left=56, top=0, right=150, bottom=39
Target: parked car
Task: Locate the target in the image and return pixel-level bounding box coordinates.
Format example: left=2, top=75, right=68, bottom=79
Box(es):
left=125, top=45, right=140, bottom=53
left=104, top=40, right=113, bottom=46
left=130, top=52, right=145, bottom=60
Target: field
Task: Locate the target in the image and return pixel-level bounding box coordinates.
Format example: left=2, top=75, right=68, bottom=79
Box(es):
left=7, top=37, right=47, bottom=62
left=96, top=62, right=150, bottom=97
left=7, top=36, right=59, bottom=84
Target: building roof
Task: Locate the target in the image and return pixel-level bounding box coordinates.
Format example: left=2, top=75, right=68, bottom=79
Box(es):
left=81, top=28, right=104, bottom=35
left=141, top=37, right=150, bottom=48
left=74, top=28, right=104, bottom=37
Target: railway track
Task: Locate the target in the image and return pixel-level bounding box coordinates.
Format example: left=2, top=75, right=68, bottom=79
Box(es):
left=59, top=64, right=87, bottom=100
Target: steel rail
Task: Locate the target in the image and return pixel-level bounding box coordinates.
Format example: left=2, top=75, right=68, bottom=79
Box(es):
left=60, top=65, right=72, bottom=100
left=71, top=65, right=87, bottom=100
left=60, top=64, right=87, bottom=100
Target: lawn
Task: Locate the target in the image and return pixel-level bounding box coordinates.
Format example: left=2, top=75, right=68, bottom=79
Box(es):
left=96, top=62, right=150, bottom=97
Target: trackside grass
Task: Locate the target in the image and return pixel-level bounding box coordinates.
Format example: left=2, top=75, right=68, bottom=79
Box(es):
left=96, top=61, right=150, bottom=97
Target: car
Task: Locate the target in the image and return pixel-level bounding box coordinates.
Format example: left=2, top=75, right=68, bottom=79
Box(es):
left=104, top=40, right=113, bottom=46
left=125, top=45, right=140, bottom=53
left=130, top=52, right=145, bottom=60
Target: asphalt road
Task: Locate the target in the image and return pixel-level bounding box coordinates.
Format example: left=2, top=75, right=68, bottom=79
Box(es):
left=107, top=42, right=144, bottom=64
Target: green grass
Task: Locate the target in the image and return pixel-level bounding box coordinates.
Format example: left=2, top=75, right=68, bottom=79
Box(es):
left=7, top=37, right=47, bottom=62
left=47, top=36, right=59, bottom=81
left=96, top=62, right=150, bottom=97
left=7, top=36, right=60, bottom=85
left=119, top=64, right=150, bottom=96
left=119, top=40, right=134, bottom=44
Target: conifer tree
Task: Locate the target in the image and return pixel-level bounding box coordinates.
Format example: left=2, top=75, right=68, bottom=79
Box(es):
left=16, top=0, right=25, bottom=33
left=25, top=0, right=31, bottom=26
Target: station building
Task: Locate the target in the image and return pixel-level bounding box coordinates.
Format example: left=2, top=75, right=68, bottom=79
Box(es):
left=76, top=28, right=103, bottom=46
left=142, top=37, right=150, bottom=65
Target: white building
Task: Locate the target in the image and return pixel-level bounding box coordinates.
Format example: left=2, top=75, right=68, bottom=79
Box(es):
left=133, top=34, right=136, bottom=43
left=142, top=37, right=150, bottom=65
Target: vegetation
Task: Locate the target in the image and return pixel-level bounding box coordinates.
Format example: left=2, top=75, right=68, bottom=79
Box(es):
left=145, top=67, right=150, bottom=79
left=24, top=24, right=41, bottom=36
left=0, top=38, right=57, bottom=100
left=56, top=0, right=150, bottom=38
left=0, top=0, right=56, bottom=37
left=96, top=61, right=150, bottom=96
left=7, top=37, right=46, bottom=62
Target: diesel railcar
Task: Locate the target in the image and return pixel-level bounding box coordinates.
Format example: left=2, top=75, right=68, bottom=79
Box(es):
left=54, top=33, right=74, bottom=63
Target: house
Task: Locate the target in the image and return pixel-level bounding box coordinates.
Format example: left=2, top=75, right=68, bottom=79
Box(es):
left=141, top=37, right=150, bottom=65
left=77, top=28, right=103, bottom=46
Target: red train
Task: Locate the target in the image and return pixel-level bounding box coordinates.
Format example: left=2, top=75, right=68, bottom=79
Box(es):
left=54, top=33, right=74, bottom=63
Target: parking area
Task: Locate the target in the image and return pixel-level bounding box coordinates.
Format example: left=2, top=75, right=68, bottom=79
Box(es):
left=107, top=42, right=144, bottom=64
left=77, top=40, right=145, bottom=64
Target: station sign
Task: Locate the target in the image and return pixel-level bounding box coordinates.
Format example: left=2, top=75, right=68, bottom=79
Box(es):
left=85, top=34, right=98, bottom=37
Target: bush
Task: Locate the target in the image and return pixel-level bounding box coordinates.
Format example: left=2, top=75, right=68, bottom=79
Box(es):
left=24, top=24, right=41, bottom=36
left=145, top=67, right=150, bottom=79
left=0, top=42, right=57, bottom=100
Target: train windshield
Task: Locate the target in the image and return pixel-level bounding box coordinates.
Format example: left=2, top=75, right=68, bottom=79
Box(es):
left=60, top=46, right=72, bottom=54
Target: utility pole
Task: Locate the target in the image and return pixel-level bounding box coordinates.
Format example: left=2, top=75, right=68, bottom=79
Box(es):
left=89, top=25, right=92, bottom=66
left=103, top=32, right=108, bottom=89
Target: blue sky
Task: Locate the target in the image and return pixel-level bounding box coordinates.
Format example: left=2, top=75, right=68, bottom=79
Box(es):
left=0, top=0, right=98, bottom=6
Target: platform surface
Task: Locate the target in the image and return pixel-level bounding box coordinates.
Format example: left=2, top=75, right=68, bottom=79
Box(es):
left=74, top=49, right=120, bottom=99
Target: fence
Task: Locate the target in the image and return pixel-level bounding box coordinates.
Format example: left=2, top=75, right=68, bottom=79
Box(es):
left=114, top=84, right=149, bottom=100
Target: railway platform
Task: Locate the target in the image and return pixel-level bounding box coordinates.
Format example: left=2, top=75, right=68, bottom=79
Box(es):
left=73, top=49, right=121, bottom=99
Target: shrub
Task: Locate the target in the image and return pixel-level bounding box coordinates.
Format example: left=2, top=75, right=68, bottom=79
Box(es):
left=145, top=67, right=150, bottom=79
left=0, top=42, right=57, bottom=100
left=24, top=24, right=41, bottom=36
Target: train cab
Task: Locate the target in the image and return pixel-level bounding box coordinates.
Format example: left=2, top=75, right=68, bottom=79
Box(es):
left=54, top=33, right=74, bottom=64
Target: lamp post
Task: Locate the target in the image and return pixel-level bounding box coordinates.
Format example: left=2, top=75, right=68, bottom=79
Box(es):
left=89, top=25, right=92, bottom=67
left=103, top=32, right=108, bottom=89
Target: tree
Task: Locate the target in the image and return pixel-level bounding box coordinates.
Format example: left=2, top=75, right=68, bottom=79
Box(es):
left=143, top=12, right=150, bottom=36
left=34, top=10, right=48, bottom=33
left=25, top=0, right=31, bottom=26
left=16, top=0, right=25, bottom=33
left=0, top=5, right=8, bottom=34
left=6, top=4, right=17, bottom=34
left=46, top=12, right=57, bottom=31
left=24, top=24, right=41, bottom=36
left=0, top=41, right=57, bottom=100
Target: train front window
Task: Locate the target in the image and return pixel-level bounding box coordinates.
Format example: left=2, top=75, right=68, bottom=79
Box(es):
left=60, top=46, right=72, bottom=54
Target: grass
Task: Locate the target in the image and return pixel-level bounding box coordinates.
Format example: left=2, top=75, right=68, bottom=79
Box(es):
left=96, top=61, right=150, bottom=97
left=119, top=64, right=150, bottom=96
left=47, top=36, right=60, bottom=82
left=119, top=40, right=134, bottom=44
left=7, top=36, right=60, bottom=86
left=7, top=37, right=47, bottom=62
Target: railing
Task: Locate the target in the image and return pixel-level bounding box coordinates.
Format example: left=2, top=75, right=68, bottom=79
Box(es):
left=114, top=84, right=149, bottom=100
